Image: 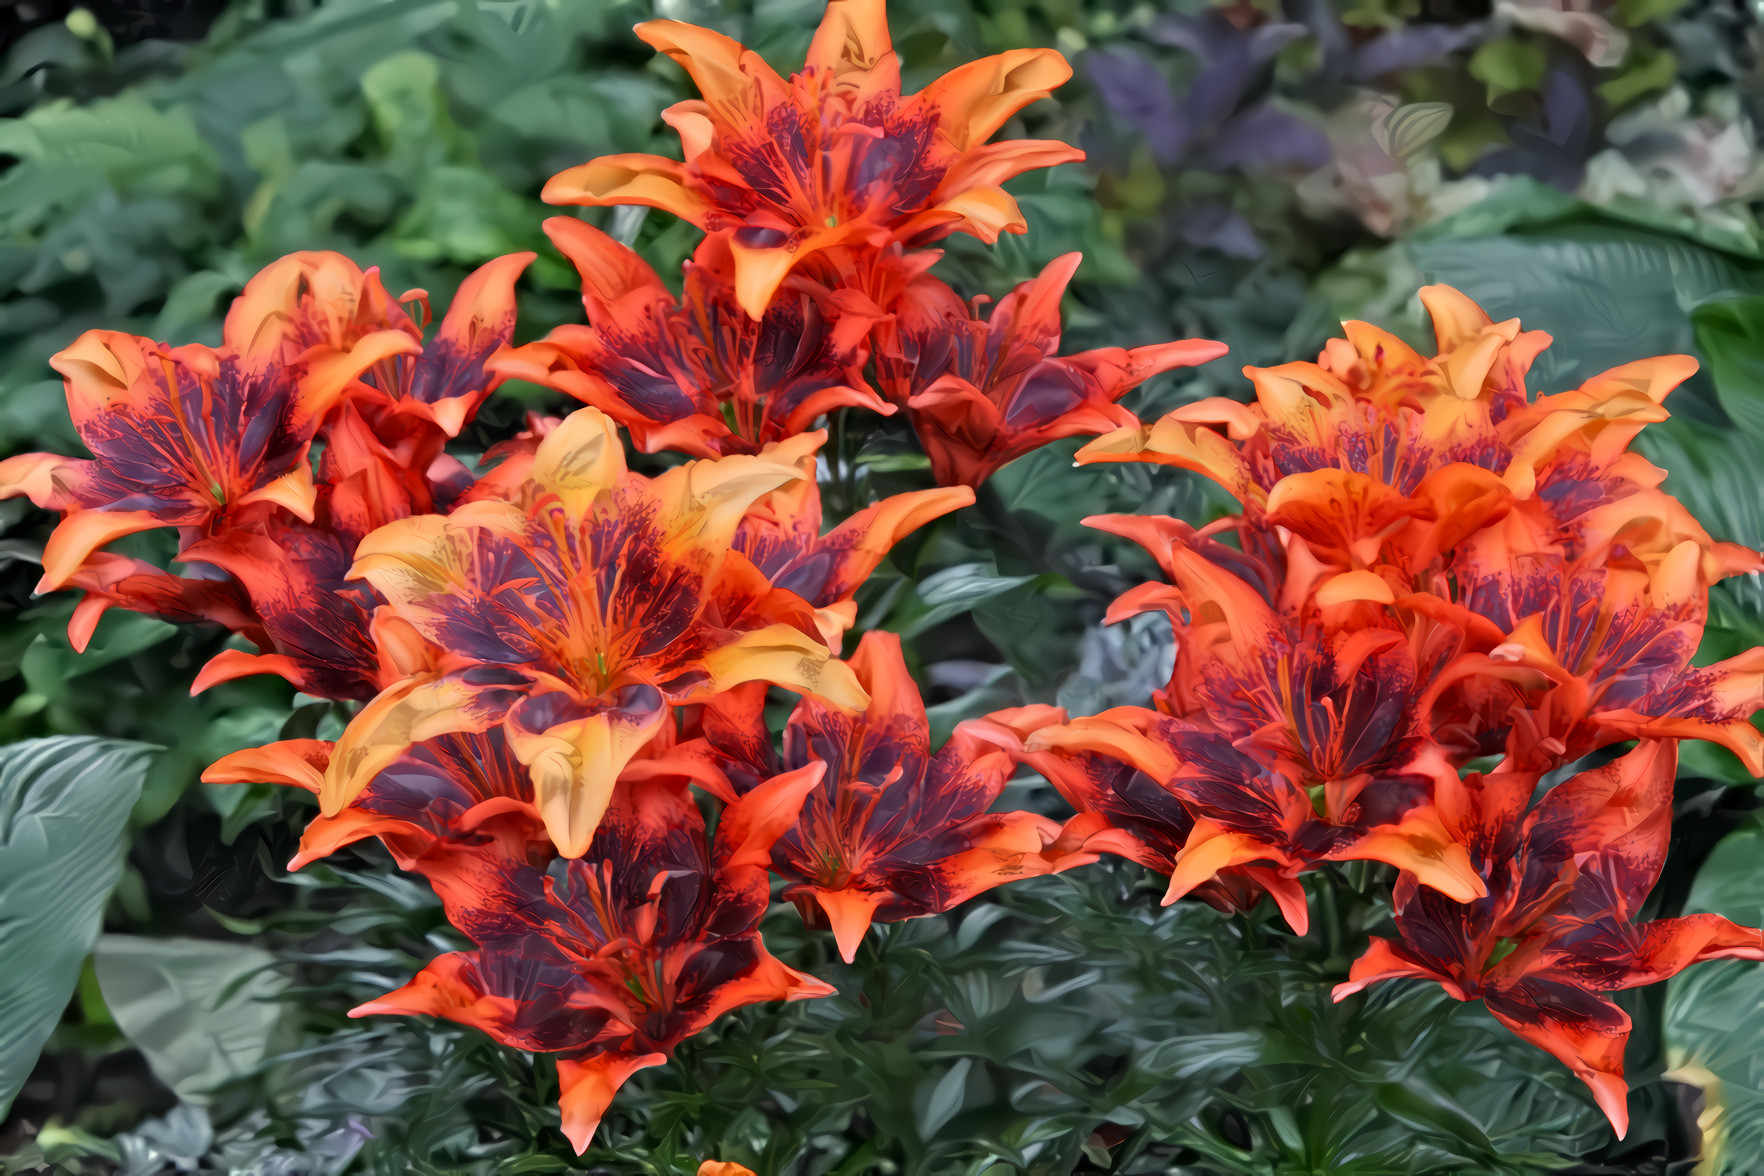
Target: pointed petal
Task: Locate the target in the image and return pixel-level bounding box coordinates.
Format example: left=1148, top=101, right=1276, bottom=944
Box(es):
left=717, top=762, right=823, bottom=871
left=37, top=509, right=167, bottom=591
left=543, top=154, right=710, bottom=223
left=1332, top=807, right=1488, bottom=903
left=697, top=624, right=868, bottom=710
left=201, top=738, right=332, bottom=792
left=813, top=887, right=888, bottom=963
left=190, top=649, right=310, bottom=695
left=556, top=1052, right=669, bottom=1154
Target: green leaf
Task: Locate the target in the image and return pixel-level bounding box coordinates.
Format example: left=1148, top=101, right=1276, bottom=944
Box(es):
left=1406, top=225, right=1764, bottom=392
left=1379, top=103, right=1453, bottom=159
left=885, top=563, right=1040, bottom=639
left=914, top=1056, right=971, bottom=1140
left=93, top=934, right=288, bottom=1104
left=0, top=736, right=154, bottom=1117
left=1469, top=39, right=1547, bottom=100
left=1693, top=295, right=1764, bottom=440
left=1664, top=816, right=1764, bottom=1175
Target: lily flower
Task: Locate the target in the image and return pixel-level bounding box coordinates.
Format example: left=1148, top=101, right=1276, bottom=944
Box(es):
left=0, top=324, right=413, bottom=590
left=351, top=771, right=833, bottom=1153
left=657, top=632, right=1064, bottom=961
left=1075, top=285, right=1720, bottom=596
left=1334, top=741, right=1764, bottom=1138
left=493, top=220, right=890, bottom=459
left=731, top=441, right=972, bottom=644
left=203, top=730, right=549, bottom=942
left=874, top=254, right=1227, bottom=486
left=330, top=408, right=867, bottom=857
left=542, top=0, right=1082, bottom=317
left=1024, top=513, right=1488, bottom=929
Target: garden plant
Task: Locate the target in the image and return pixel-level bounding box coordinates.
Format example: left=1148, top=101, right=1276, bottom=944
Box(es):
left=2, top=1, right=1764, bottom=1174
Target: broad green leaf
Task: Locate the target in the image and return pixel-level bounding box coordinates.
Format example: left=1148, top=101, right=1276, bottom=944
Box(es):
left=1664, top=816, right=1764, bottom=1175
left=1407, top=225, right=1764, bottom=392
left=94, top=934, right=288, bottom=1104
left=1469, top=39, right=1547, bottom=99
left=0, top=736, right=154, bottom=1117
left=1693, top=295, right=1764, bottom=440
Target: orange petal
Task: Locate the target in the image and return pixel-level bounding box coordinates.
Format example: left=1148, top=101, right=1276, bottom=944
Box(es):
left=236, top=460, right=317, bottom=523
left=191, top=649, right=308, bottom=695
left=1332, top=807, right=1487, bottom=902
left=556, top=1051, right=670, bottom=1154
left=1165, top=822, right=1295, bottom=909
left=909, top=48, right=1074, bottom=151
left=37, top=509, right=166, bottom=591
left=201, top=738, right=332, bottom=792
left=805, top=0, right=895, bottom=89
left=812, top=887, right=889, bottom=963
left=542, top=154, right=710, bottom=224
left=718, top=762, right=824, bottom=871
left=1331, top=936, right=1454, bottom=1002
left=0, top=452, right=91, bottom=511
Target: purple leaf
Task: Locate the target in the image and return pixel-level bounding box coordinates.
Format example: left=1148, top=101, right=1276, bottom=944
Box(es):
left=1085, top=47, right=1189, bottom=164
left=1208, top=103, right=1333, bottom=171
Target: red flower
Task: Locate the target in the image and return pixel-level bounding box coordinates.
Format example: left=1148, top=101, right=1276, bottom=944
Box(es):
left=1421, top=546, right=1764, bottom=773
left=874, top=255, right=1227, bottom=485
left=182, top=518, right=438, bottom=701
left=494, top=220, right=891, bottom=458
left=658, top=631, right=1064, bottom=961
left=1334, top=741, right=1764, bottom=1138
left=350, top=770, right=833, bottom=1153
left=1001, top=704, right=1308, bottom=928
left=543, top=0, right=1081, bottom=317
left=228, top=250, right=533, bottom=541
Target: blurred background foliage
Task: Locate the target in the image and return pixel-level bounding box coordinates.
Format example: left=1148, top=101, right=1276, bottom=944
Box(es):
left=0, top=0, right=1762, bottom=1172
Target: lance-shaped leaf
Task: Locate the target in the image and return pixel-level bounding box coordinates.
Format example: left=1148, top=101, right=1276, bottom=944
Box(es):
left=0, top=737, right=154, bottom=1117
left=542, top=0, right=1082, bottom=316
left=350, top=771, right=833, bottom=1153
left=336, top=407, right=867, bottom=856
left=494, top=221, right=890, bottom=459
left=1334, top=741, right=1764, bottom=1139
left=875, top=255, right=1226, bottom=486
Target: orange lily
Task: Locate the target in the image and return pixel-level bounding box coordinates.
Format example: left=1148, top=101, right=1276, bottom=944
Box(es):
left=493, top=220, right=890, bottom=458
left=327, top=408, right=867, bottom=856
left=542, top=0, right=1082, bottom=317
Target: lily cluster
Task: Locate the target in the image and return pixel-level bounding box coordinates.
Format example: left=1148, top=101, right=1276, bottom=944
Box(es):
left=0, top=0, right=1226, bottom=1154
left=2, top=0, right=1760, bottom=1158
left=1019, top=285, right=1764, bottom=1136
